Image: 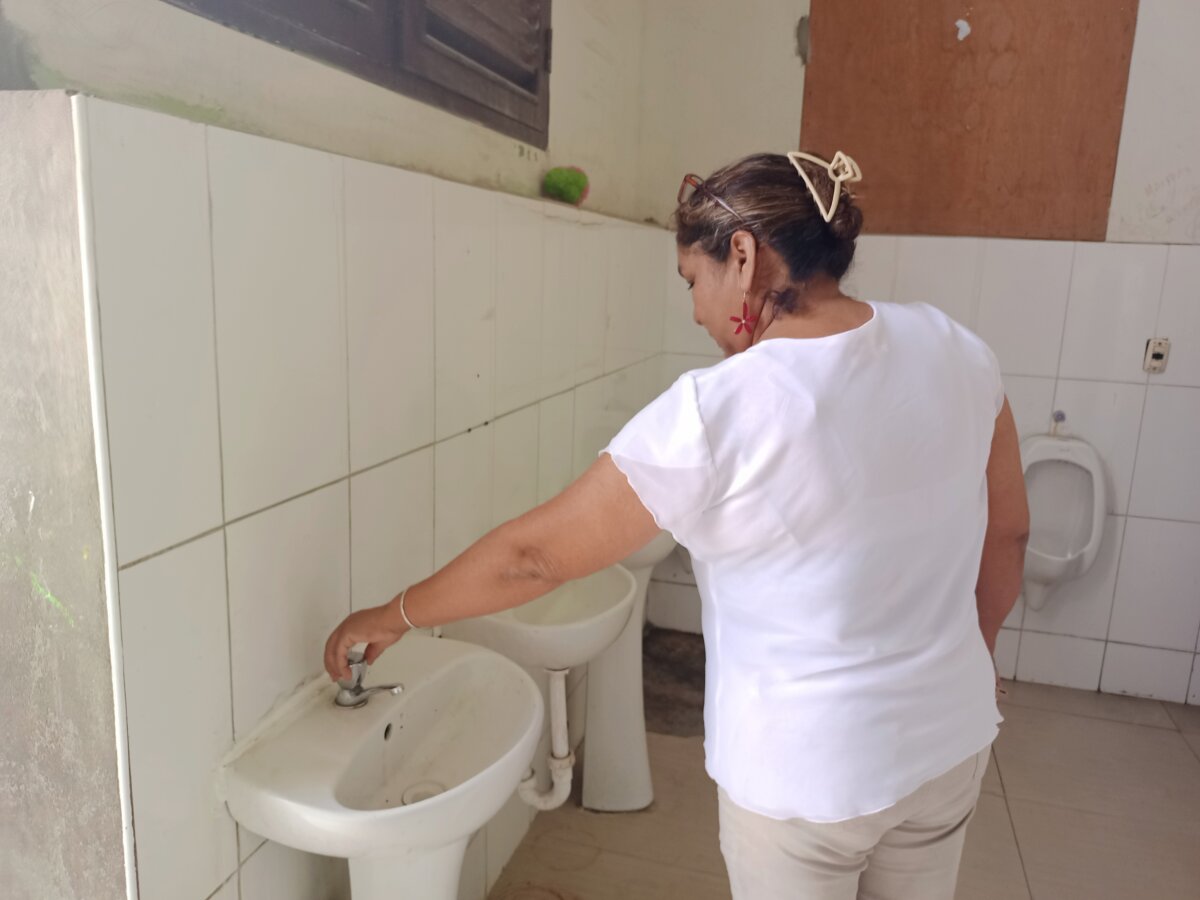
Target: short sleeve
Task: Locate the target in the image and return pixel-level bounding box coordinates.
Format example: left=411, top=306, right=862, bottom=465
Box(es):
left=985, top=344, right=1004, bottom=416
left=603, top=373, right=716, bottom=541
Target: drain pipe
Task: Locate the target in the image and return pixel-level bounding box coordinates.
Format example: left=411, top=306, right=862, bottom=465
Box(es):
left=518, top=668, right=574, bottom=810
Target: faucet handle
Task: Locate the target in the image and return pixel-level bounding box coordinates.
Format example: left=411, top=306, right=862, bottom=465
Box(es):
left=338, top=649, right=367, bottom=692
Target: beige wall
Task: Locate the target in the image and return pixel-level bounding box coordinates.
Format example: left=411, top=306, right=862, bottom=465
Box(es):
left=0, top=0, right=810, bottom=225
left=636, top=0, right=809, bottom=225
left=0, top=91, right=128, bottom=900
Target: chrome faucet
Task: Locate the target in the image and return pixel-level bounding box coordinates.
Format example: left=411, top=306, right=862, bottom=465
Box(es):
left=335, top=649, right=404, bottom=709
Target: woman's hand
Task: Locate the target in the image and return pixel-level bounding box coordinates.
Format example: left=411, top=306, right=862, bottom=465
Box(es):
left=323, top=600, right=409, bottom=682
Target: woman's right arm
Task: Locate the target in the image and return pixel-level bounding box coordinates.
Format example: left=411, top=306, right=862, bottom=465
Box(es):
left=976, top=398, right=1030, bottom=654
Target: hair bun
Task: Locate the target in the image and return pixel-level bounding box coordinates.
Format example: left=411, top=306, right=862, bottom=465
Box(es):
left=829, top=199, right=863, bottom=242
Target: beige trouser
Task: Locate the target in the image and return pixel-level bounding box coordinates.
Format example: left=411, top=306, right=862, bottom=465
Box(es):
left=717, top=746, right=990, bottom=900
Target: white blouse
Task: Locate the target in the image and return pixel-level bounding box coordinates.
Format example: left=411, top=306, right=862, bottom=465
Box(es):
left=605, top=301, right=1004, bottom=823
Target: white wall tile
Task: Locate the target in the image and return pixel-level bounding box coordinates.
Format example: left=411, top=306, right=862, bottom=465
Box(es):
left=485, top=790, right=533, bottom=892
left=87, top=99, right=223, bottom=564
left=457, top=830, right=486, bottom=900
left=1016, top=632, right=1104, bottom=690
left=1154, top=246, right=1200, bottom=388
left=892, top=237, right=983, bottom=328
left=1023, top=515, right=1125, bottom=641
left=1189, top=662, right=1200, bottom=705
left=635, top=227, right=668, bottom=364
left=994, top=629, right=1020, bottom=680
left=842, top=235, right=898, bottom=302
left=663, top=237, right=719, bottom=356
left=492, top=406, right=540, bottom=527
left=1058, top=242, right=1166, bottom=383
left=1109, top=517, right=1200, bottom=652
left=1003, top=596, right=1025, bottom=631
left=227, top=483, right=350, bottom=737
left=435, top=181, right=496, bottom=439
left=208, top=128, right=348, bottom=519
left=119, top=533, right=236, bottom=900
left=239, top=841, right=349, bottom=900
left=350, top=448, right=434, bottom=612
left=1000, top=375, right=1056, bottom=439
left=572, top=224, right=608, bottom=384
left=660, top=353, right=721, bottom=394
left=976, top=240, right=1074, bottom=378
left=604, top=225, right=643, bottom=373
left=1100, top=644, right=1193, bottom=703
left=541, top=217, right=579, bottom=397
left=537, top=393, right=575, bottom=503
left=1050, top=380, right=1147, bottom=514
left=571, top=366, right=653, bottom=478
left=646, top=580, right=704, bottom=634
left=345, top=158, right=435, bottom=471
left=211, top=877, right=238, bottom=900
left=1129, top=387, right=1200, bottom=522
left=495, top=200, right=545, bottom=416
left=572, top=377, right=609, bottom=479
left=434, top=426, right=494, bottom=569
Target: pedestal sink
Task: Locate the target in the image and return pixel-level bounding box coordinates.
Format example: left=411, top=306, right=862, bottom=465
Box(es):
left=445, top=565, right=636, bottom=809
left=217, top=633, right=543, bottom=900
left=583, top=530, right=677, bottom=811
left=446, top=565, right=636, bottom=670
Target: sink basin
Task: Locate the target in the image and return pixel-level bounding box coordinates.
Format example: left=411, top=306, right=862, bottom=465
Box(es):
left=447, top=565, right=636, bottom=670
left=217, top=634, right=543, bottom=900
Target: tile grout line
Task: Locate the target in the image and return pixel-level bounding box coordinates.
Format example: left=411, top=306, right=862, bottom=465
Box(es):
left=338, top=158, right=353, bottom=617
left=203, top=122, right=244, bottom=889
left=115, top=358, right=651, bottom=573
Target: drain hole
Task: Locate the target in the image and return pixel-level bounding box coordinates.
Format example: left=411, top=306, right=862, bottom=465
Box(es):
left=383, top=723, right=392, bottom=740
left=401, top=781, right=446, bottom=805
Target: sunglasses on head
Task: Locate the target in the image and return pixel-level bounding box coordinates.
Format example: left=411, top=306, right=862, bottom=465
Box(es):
left=677, top=174, right=749, bottom=228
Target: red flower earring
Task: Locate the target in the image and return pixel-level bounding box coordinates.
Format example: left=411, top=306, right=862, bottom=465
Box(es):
left=730, top=292, right=758, bottom=336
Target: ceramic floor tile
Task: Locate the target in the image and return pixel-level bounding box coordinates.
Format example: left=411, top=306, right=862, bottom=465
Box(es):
left=1184, top=731, right=1200, bottom=762
left=993, top=705, right=1200, bottom=829
left=1000, top=680, right=1175, bottom=729
left=489, top=831, right=731, bottom=900
left=1165, top=701, right=1200, bottom=733
left=526, top=734, right=723, bottom=877
left=955, top=793, right=1031, bottom=900
left=1008, top=799, right=1200, bottom=900
left=981, top=749, right=1004, bottom=796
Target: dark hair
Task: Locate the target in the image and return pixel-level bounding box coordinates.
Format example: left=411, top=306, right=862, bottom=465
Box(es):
left=673, top=153, right=864, bottom=311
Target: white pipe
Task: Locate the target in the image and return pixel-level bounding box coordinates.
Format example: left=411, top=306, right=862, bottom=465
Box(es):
left=518, top=668, right=574, bottom=810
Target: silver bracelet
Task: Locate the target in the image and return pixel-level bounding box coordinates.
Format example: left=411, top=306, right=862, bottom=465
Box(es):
left=397, top=587, right=422, bottom=631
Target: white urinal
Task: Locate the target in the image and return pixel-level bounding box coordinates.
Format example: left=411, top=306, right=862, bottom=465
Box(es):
left=1020, top=434, right=1107, bottom=611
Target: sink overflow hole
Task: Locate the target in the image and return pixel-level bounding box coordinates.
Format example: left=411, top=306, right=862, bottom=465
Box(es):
left=383, top=723, right=392, bottom=740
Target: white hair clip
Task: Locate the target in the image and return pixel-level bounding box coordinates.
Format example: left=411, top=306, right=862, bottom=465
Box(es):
left=786, top=150, right=862, bottom=223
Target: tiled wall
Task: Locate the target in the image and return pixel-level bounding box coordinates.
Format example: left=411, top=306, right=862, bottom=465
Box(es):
left=82, top=97, right=672, bottom=900
left=652, top=235, right=1200, bottom=708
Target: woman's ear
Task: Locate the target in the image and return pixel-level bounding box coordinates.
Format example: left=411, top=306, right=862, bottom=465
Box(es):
left=729, top=230, right=758, bottom=294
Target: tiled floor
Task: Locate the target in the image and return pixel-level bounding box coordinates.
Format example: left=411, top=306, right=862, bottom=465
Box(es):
left=489, top=681, right=1200, bottom=899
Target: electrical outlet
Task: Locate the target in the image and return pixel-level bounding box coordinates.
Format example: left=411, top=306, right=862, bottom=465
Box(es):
left=1144, top=338, right=1170, bottom=374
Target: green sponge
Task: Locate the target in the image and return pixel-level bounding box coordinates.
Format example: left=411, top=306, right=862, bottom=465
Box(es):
left=541, top=166, right=590, bottom=206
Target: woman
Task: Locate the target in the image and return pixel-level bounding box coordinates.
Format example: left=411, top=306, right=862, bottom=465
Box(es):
left=324, top=151, right=1029, bottom=899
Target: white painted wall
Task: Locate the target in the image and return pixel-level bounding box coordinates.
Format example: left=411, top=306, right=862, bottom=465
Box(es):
left=1108, top=0, right=1200, bottom=243
left=0, top=0, right=809, bottom=225
left=635, top=0, right=809, bottom=225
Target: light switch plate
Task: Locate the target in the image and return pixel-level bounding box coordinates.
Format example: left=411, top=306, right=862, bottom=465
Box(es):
left=1144, top=338, right=1170, bottom=374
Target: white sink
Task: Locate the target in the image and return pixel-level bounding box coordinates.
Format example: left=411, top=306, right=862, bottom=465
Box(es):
left=217, top=634, right=543, bottom=900
left=447, top=565, right=636, bottom=670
